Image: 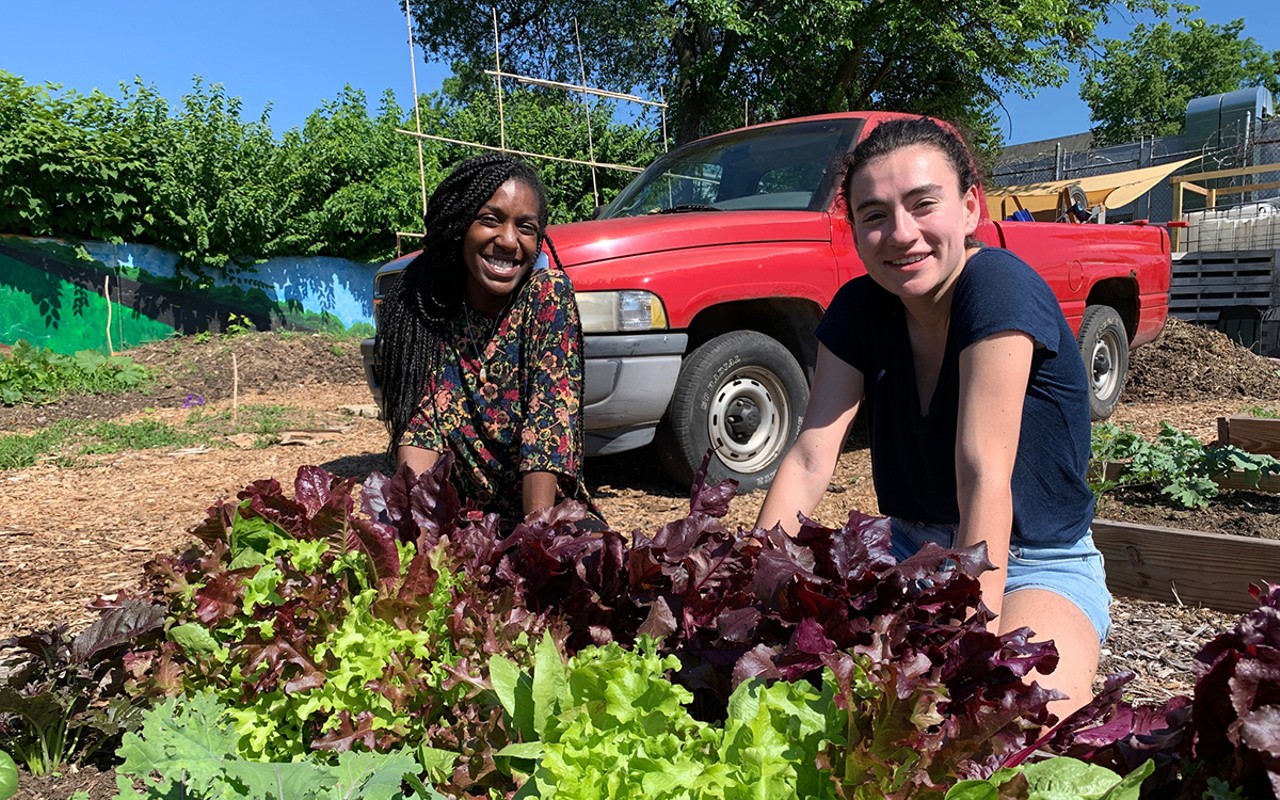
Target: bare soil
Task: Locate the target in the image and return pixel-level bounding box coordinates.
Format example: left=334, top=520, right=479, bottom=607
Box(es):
left=3, top=319, right=1278, bottom=799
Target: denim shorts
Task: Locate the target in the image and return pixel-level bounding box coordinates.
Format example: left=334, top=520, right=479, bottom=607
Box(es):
left=888, top=518, right=1112, bottom=642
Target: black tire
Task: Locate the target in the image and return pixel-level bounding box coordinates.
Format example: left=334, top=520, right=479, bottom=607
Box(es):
left=655, top=331, right=809, bottom=493
left=1078, top=305, right=1129, bottom=420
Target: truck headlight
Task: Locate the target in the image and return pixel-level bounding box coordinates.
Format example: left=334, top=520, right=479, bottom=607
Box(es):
left=577, top=290, right=669, bottom=333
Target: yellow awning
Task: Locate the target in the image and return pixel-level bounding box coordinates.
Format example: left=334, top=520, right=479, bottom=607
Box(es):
left=986, top=155, right=1202, bottom=218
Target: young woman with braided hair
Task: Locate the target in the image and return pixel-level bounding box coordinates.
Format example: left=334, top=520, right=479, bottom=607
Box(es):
left=375, top=154, right=599, bottom=526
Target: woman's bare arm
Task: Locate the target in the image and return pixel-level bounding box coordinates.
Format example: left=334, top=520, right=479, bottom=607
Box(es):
left=521, top=470, right=559, bottom=516
left=954, top=330, right=1035, bottom=623
left=755, top=345, right=865, bottom=535
left=397, top=444, right=441, bottom=475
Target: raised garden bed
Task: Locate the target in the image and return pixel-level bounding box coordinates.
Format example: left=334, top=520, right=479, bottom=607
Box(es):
left=1092, top=518, right=1280, bottom=613
left=1217, top=413, right=1280, bottom=459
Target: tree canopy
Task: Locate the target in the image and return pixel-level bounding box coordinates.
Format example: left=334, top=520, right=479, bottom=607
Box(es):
left=1080, top=15, right=1280, bottom=146
left=408, top=0, right=1169, bottom=146
left=0, top=71, right=660, bottom=278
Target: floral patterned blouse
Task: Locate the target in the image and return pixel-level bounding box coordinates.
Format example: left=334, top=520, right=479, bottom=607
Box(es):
left=401, top=268, right=595, bottom=521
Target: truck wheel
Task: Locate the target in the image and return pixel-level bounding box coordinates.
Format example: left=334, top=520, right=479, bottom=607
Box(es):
left=655, top=331, right=808, bottom=493
left=1078, top=304, right=1129, bottom=420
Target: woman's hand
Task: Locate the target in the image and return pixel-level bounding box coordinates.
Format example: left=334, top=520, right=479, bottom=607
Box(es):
left=755, top=345, right=865, bottom=535
left=955, top=330, right=1034, bottom=622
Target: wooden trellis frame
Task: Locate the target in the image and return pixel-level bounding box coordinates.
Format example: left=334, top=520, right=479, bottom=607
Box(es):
left=398, top=4, right=666, bottom=222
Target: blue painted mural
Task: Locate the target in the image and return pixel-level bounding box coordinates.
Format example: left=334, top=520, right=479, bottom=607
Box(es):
left=0, top=236, right=380, bottom=354
left=79, top=241, right=378, bottom=329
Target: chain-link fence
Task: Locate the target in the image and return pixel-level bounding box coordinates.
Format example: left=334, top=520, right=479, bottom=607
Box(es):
left=1176, top=117, right=1280, bottom=252
left=993, top=117, right=1280, bottom=247
left=995, top=117, right=1280, bottom=352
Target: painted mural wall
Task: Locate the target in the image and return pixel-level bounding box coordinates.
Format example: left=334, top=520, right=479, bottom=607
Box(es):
left=0, top=236, right=378, bottom=355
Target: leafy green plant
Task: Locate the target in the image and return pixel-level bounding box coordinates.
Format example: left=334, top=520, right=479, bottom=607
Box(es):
left=223, top=312, right=255, bottom=337
left=129, top=458, right=1090, bottom=797
left=115, top=692, right=445, bottom=799
left=125, top=465, right=553, bottom=772
left=1090, top=422, right=1280, bottom=508
left=0, top=341, right=151, bottom=405
left=491, top=637, right=1156, bottom=800
left=0, top=750, right=16, bottom=800
left=0, top=602, right=164, bottom=776
left=946, top=757, right=1152, bottom=799
left=489, top=636, right=840, bottom=799
left=1049, top=583, right=1280, bottom=799
left=1240, top=405, right=1280, bottom=419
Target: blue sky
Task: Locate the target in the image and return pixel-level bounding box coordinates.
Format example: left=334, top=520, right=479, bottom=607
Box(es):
left=3, top=0, right=1278, bottom=146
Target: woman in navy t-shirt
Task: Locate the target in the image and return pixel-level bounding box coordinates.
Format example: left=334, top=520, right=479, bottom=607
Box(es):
left=757, top=117, right=1109, bottom=718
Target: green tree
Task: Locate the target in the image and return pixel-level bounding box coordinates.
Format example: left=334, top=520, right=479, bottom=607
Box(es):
left=0, top=71, right=164, bottom=242
left=275, top=87, right=427, bottom=262
left=1080, top=16, right=1280, bottom=146
left=408, top=0, right=1171, bottom=146
left=0, top=70, right=661, bottom=270
left=149, top=78, right=296, bottom=281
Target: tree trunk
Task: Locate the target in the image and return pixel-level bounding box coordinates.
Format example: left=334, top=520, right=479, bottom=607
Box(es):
left=670, top=18, right=741, bottom=143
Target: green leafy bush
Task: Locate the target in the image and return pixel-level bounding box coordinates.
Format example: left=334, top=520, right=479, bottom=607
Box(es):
left=1090, top=421, right=1280, bottom=508
left=0, top=602, right=164, bottom=776
left=0, top=69, right=663, bottom=275
left=0, top=341, right=151, bottom=405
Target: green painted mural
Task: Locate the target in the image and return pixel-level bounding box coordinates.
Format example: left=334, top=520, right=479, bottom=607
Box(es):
left=0, top=237, right=378, bottom=355
left=0, top=241, right=177, bottom=355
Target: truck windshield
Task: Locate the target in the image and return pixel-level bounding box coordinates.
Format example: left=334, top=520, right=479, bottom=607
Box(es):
left=599, top=118, right=862, bottom=218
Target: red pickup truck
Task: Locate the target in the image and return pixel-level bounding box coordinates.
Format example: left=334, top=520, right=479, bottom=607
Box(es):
left=361, top=112, right=1172, bottom=492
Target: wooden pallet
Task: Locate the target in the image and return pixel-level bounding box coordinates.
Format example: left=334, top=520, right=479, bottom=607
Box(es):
left=1168, top=250, right=1277, bottom=325
left=1092, top=519, right=1279, bottom=613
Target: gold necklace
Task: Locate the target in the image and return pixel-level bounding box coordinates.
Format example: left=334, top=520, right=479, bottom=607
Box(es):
left=461, top=304, right=492, bottom=382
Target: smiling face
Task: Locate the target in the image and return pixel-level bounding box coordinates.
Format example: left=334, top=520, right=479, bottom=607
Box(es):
left=847, top=143, right=981, bottom=311
left=461, top=178, right=543, bottom=315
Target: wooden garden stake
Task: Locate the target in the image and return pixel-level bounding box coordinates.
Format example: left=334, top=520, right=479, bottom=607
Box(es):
left=103, top=276, right=115, bottom=356
left=233, top=352, right=240, bottom=428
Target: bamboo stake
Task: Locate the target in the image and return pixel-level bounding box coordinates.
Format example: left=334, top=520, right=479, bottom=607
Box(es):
left=395, top=129, right=642, bottom=172
left=492, top=6, right=506, bottom=151
left=403, top=0, right=428, bottom=219
left=573, top=18, right=599, bottom=207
